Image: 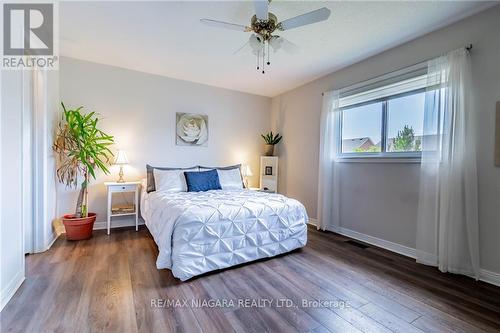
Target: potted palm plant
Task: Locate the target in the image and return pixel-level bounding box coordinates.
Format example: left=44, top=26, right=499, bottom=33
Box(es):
left=53, top=103, right=114, bottom=240
left=261, top=131, right=282, bottom=156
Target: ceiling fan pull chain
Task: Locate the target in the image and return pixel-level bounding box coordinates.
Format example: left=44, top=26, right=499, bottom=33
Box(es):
left=262, top=48, right=265, bottom=74
left=257, top=51, right=260, bottom=70
left=261, top=43, right=265, bottom=74
left=267, top=41, right=270, bottom=65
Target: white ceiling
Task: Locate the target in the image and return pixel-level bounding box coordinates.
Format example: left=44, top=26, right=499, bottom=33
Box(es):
left=60, top=1, right=494, bottom=97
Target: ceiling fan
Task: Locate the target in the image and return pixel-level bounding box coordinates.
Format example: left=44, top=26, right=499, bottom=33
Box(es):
left=200, top=0, right=331, bottom=74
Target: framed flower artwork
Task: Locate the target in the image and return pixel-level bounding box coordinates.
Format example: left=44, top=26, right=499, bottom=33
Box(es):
left=176, top=113, right=209, bottom=147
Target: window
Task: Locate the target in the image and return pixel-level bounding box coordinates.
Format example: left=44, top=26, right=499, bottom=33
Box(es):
left=338, top=71, right=428, bottom=158
left=341, top=102, right=382, bottom=153
left=386, top=92, right=425, bottom=152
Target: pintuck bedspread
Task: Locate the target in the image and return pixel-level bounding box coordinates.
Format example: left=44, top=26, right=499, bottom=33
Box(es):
left=141, top=189, right=308, bottom=281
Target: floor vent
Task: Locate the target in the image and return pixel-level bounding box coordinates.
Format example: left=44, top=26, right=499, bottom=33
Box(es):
left=345, top=240, right=369, bottom=249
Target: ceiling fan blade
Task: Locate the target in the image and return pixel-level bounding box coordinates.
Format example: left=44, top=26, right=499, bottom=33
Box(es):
left=254, top=0, right=269, bottom=20
left=269, top=36, right=300, bottom=54
left=278, top=7, right=331, bottom=31
left=200, top=19, right=249, bottom=32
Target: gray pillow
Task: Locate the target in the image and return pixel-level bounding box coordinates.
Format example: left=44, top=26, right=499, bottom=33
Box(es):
left=199, top=164, right=244, bottom=188
left=146, top=164, right=199, bottom=193
left=199, top=164, right=241, bottom=171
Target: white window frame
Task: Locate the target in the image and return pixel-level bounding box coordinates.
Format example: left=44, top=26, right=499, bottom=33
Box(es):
left=336, top=66, right=429, bottom=162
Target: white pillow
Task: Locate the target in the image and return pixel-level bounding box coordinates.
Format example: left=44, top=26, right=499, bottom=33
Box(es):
left=217, top=168, right=243, bottom=190
left=153, top=168, right=197, bottom=192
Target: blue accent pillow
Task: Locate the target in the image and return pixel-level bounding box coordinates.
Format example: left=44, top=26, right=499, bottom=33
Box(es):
left=184, top=169, right=222, bottom=192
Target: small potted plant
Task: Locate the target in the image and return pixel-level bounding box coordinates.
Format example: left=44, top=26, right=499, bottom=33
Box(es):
left=261, top=131, right=282, bottom=156
left=53, top=103, right=114, bottom=240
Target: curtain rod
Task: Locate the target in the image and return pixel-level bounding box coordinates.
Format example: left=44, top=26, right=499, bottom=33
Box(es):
left=321, top=44, right=473, bottom=96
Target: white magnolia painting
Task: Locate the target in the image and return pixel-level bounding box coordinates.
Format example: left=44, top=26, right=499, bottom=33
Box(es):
left=176, top=113, right=209, bottom=146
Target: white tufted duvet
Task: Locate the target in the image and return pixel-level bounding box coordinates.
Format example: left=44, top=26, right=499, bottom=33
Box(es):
left=141, top=188, right=308, bottom=281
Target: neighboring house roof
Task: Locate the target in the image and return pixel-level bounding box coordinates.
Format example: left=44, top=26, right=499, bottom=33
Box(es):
left=342, top=137, right=375, bottom=152
left=343, top=135, right=438, bottom=153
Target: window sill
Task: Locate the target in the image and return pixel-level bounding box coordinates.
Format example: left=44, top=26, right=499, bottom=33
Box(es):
left=336, top=156, right=421, bottom=164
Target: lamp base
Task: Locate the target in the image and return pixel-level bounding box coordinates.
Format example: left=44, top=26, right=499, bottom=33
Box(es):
left=117, top=166, right=125, bottom=183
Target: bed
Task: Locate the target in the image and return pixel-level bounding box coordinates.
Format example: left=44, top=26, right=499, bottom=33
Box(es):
left=140, top=179, right=308, bottom=281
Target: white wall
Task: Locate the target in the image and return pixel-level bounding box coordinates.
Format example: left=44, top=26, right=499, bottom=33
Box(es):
left=0, top=70, right=25, bottom=310
left=59, top=57, right=271, bottom=222
left=271, top=6, right=500, bottom=276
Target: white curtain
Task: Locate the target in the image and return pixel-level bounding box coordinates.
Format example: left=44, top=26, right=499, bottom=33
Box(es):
left=317, top=90, right=341, bottom=231
left=416, top=48, right=480, bottom=278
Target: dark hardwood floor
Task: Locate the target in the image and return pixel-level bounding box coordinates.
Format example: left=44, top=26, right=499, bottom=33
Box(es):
left=2, top=225, right=500, bottom=333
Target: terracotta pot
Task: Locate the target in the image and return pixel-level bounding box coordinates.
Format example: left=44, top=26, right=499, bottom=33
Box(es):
left=264, top=144, right=274, bottom=156
left=62, top=213, right=96, bottom=240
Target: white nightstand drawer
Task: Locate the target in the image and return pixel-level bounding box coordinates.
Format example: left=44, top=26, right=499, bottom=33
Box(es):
left=109, top=184, right=137, bottom=193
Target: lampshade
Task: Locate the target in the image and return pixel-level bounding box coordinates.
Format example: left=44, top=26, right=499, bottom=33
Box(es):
left=241, top=165, right=253, bottom=177
left=114, top=150, right=129, bottom=165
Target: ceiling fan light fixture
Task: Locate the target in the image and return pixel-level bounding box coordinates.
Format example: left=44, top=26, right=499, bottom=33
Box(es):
left=200, top=1, right=331, bottom=74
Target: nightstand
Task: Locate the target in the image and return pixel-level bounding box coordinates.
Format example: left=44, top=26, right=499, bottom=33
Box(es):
left=249, top=187, right=276, bottom=193
left=104, top=181, right=141, bottom=235
left=260, top=156, right=278, bottom=193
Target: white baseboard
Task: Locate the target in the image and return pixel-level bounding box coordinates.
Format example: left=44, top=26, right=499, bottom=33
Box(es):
left=93, top=218, right=145, bottom=231
left=336, top=226, right=417, bottom=258
left=0, top=270, right=25, bottom=312
left=480, top=269, right=500, bottom=287
left=307, top=218, right=318, bottom=227
left=309, top=219, right=416, bottom=258
left=308, top=218, right=500, bottom=287
left=308, top=218, right=415, bottom=258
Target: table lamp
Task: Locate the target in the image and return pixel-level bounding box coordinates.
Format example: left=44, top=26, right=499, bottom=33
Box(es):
left=114, top=150, right=129, bottom=183
left=241, top=165, right=253, bottom=188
